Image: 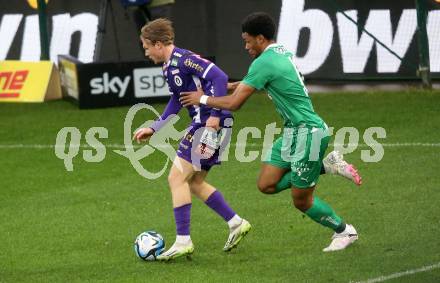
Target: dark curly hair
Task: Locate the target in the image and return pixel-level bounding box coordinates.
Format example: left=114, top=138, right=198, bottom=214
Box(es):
left=241, top=12, right=276, bottom=40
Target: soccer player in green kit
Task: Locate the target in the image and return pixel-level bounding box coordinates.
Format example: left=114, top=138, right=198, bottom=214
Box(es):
left=180, top=12, right=359, bottom=251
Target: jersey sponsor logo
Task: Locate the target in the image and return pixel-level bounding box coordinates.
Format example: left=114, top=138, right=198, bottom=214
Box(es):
left=171, top=69, right=180, bottom=75
left=0, top=70, right=29, bottom=98
left=174, top=52, right=182, bottom=57
left=174, top=75, right=183, bottom=86
left=170, top=58, right=179, bottom=67
left=184, top=58, right=204, bottom=73
left=272, top=46, right=288, bottom=55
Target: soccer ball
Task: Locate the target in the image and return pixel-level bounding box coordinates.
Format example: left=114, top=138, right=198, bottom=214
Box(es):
left=134, top=231, right=165, bottom=261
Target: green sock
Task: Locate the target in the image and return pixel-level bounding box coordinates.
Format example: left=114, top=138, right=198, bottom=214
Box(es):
left=275, top=172, right=292, bottom=193
left=305, top=196, right=346, bottom=233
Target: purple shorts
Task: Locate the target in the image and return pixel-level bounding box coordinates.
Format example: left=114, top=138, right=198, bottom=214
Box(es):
left=176, top=118, right=233, bottom=171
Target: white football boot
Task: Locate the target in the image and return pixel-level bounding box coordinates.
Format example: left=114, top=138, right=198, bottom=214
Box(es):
left=323, top=150, right=362, bottom=186
left=223, top=219, right=252, bottom=252
left=323, top=224, right=358, bottom=252
left=157, top=241, right=194, bottom=261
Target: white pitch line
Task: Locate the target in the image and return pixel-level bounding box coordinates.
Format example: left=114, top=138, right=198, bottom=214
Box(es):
left=352, top=262, right=440, bottom=283
left=0, top=143, right=439, bottom=149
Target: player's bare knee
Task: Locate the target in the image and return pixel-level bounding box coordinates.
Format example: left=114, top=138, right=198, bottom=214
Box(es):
left=167, top=173, right=177, bottom=187
left=167, top=170, right=185, bottom=188
left=292, top=198, right=312, bottom=212
left=189, top=179, right=203, bottom=194
left=293, top=199, right=307, bottom=212
left=257, top=180, right=276, bottom=194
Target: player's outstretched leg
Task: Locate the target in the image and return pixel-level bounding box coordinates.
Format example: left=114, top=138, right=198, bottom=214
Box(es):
left=222, top=218, right=252, bottom=251
left=157, top=158, right=195, bottom=261
left=323, top=224, right=358, bottom=252
left=158, top=243, right=194, bottom=261
left=322, top=150, right=362, bottom=186
left=259, top=154, right=362, bottom=195
left=189, top=171, right=251, bottom=252
left=292, top=188, right=358, bottom=252
left=206, top=190, right=252, bottom=252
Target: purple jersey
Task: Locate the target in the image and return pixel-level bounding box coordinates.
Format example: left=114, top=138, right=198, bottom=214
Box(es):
left=150, top=47, right=232, bottom=132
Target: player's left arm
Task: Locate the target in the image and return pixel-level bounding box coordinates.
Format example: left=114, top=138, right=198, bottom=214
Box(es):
left=202, top=64, right=228, bottom=129
left=202, top=63, right=229, bottom=117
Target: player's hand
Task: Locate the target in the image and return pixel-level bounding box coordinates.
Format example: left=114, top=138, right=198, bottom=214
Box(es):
left=205, top=116, right=220, bottom=131
left=227, top=81, right=240, bottom=91
left=133, top=127, right=154, bottom=144
left=180, top=87, right=204, bottom=107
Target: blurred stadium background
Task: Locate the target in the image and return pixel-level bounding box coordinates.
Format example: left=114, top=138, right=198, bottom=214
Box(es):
left=1, top=0, right=439, bottom=282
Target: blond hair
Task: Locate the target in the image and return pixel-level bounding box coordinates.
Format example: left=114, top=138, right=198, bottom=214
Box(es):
left=140, top=18, right=174, bottom=45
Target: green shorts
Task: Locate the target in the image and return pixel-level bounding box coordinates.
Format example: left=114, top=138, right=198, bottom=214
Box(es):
left=263, top=125, right=330, bottom=189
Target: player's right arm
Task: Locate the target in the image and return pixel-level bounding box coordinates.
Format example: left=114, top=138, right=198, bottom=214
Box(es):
left=133, top=93, right=182, bottom=143
left=211, top=82, right=255, bottom=110
left=180, top=82, right=254, bottom=111
left=227, top=81, right=241, bottom=91
left=180, top=57, right=269, bottom=111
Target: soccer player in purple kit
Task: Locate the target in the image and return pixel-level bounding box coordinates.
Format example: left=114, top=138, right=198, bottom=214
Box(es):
left=133, top=19, right=251, bottom=261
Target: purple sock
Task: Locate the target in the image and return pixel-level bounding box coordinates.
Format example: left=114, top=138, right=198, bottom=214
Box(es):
left=173, top=203, right=191, bottom=235
left=205, top=190, right=236, bottom=222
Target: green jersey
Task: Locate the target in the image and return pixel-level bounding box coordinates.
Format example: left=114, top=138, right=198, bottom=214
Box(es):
left=242, top=43, right=324, bottom=128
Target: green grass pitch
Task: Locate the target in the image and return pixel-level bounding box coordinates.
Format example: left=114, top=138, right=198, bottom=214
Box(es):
left=0, top=90, right=439, bottom=282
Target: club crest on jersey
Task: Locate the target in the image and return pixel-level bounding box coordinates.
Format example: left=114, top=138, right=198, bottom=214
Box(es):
left=174, top=75, right=183, bottom=86
left=184, top=59, right=204, bottom=73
